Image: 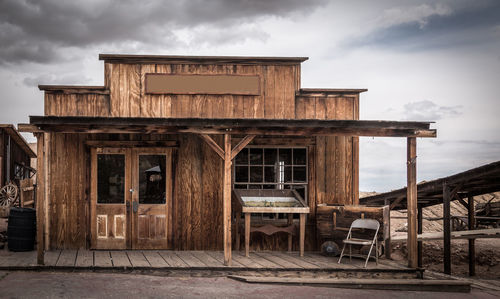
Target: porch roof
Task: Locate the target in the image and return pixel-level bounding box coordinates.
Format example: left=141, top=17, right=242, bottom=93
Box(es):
left=360, top=160, right=500, bottom=209
left=22, top=116, right=436, bottom=138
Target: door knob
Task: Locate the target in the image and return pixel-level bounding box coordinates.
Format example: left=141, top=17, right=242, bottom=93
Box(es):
left=129, top=188, right=134, bottom=193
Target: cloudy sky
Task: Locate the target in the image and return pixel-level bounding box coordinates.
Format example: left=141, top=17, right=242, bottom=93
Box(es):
left=1, top=0, right=499, bottom=192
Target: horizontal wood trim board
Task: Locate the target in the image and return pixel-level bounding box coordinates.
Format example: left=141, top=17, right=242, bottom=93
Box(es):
left=145, top=74, right=261, bottom=95
left=84, top=140, right=178, bottom=147
left=29, top=117, right=436, bottom=138
left=99, top=54, right=309, bottom=65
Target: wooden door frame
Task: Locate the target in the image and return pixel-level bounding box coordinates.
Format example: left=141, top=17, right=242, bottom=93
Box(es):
left=90, top=147, right=131, bottom=249
left=90, top=146, right=173, bottom=250
left=130, top=147, right=173, bottom=249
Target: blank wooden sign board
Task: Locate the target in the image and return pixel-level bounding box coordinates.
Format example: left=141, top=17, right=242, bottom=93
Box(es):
left=145, top=74, right=261, bottom=95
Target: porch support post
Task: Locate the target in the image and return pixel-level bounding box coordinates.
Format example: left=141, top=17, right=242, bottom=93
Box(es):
left=198, top=133, right=255, bottom=266
left=384, top=198, right=391, bottom=259
left=223, top=133, right=232, bottom=266
left=417, top=204, right=423, bottom=268
left=406, top=137, right=417, bottom=268
left=468, top=194, right=476, bottom=276
left=35, top=133, right=45, bottom=265
left=443, top=182, right=452, bottom=275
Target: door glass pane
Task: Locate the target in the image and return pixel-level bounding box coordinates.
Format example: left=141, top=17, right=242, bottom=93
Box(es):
left=139, top=155, right=166, bottom=204
left=97, top=154, right=125, bottom=204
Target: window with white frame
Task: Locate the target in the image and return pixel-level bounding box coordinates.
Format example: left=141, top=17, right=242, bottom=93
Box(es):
left=233, top=147, right=308, bottom=202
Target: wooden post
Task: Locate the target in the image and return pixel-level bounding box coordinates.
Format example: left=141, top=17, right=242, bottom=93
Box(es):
left=468, top=195, right=475, bottom=276
left=198, top=133, right=255, bottom=266
left=384, top=198, right=391, bottom=259
left=245, top=213, right=250, bottom=257
left=443, top=182, right=451, bottom=275
left=417, top=205, right=423, bottom=268
left=35, top=133, right=45, bottom=265
left=234, top=211, right=240, bottom=251
left=299, top=213, right=306, bottom=256
left=406, top=137, right=417, bottom=268
left=287, top=213, right=293, bottom=252
left=223, top=134, right=232, bottom=266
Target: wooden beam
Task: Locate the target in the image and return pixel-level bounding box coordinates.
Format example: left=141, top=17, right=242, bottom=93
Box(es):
left=43, top=133, right=51, bottom=250
left=407, top=137, right=418, bottom=268
left=449, top=183, right=464, bottom=200
left=390, top=196, right=406, bottom=210
left=455, top=193, right=469, bottom=210
left=85, top=140, right=178, bottom=148
left=17, top=123, right=42, bottom=133
left=468, top=195, right=476, bottom=276
left=418, top=205, right=423, bottom=268
left=199, top=134, right=224, bottom=159
left=223, top=134, right=232, bottom=266
left=443, top=182, right=452, bottom=275
left=35, top=133, right=45, bottom=265
left=384, top=199, right=392, bottom=259
left=29, top=116, right=437, bottom=138
left=299, top=214, right=306, bottom=257
left=231, top=134, right=256, bottom=160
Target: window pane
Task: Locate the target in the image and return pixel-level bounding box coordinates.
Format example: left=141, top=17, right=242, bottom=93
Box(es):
left=293, top=166, right=307, bottom=183
left=235, top=148, right=248, bottom=165
left=234, top=184, right=247, bottom=189
left=263, top=184, right=275, bottom=189
left=139, top=155, right=166, bottom=204
left=264, top=148, right=277, bottom=165
left=264, top=166, right=276, bottom=183
left=284, top=166, right=292, bottom=183
left=235, top=166, right=249, bottom=182
left=293, top=148, right=307, bottom=165
left=249, top=148, right=263, bottom=164
left=279, top=148, right=292, bottom=165
left=97, top=154, right=125, bottom=204
left=250, top=166, right=263, bottom=183
left=248, top=184, right=261, bottom=189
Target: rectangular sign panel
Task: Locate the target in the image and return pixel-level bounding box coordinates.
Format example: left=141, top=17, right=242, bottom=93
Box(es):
left=145, top=74, right=260, bottom=95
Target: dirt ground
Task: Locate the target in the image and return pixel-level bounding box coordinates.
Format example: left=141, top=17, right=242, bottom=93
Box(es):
left=0, top=271, right=497, bottom=299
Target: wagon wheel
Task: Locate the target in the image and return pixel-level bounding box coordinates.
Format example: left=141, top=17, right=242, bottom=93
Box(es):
left=0, top=183, right=19, bottom=207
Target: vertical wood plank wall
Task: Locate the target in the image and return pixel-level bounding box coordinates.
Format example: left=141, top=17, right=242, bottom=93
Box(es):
left=41, top=61, right=360, bottom=250
left=45, top=63, right=301, bottom=119
left=44, top=98, right=358, bottom=250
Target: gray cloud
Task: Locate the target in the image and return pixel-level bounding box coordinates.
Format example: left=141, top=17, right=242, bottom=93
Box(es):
left=23, top=73, right=93, bottom=87
left=344, top=0, right=500, bottom=52
left=0, top=0, right=326, bottom=65
left=402, top=100, right=462, bottom=120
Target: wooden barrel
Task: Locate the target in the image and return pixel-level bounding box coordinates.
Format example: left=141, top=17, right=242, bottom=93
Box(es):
left=7, top=207, right=36, bottom=252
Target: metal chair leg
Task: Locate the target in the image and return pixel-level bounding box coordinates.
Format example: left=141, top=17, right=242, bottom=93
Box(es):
left=365, top=243, right=375, bottom=268
left=338, top=243, right=347, bottom=264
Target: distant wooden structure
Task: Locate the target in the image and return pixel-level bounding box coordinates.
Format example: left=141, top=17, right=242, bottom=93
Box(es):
left=19, top=54, right=436, bottom=266
left=361, top=161, right=500, bottom=276
left=0, top=125, right=36, bottom=188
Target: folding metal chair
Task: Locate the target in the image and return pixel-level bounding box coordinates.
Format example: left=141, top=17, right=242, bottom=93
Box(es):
left=337, top=218, right=380, bottom=268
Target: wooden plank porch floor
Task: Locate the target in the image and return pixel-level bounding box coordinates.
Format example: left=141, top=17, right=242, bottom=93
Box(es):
left=0, top=249, right=410, bottom=272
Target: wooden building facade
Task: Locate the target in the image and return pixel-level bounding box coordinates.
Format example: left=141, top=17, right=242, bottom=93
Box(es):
left=0, top=124, right=36, bottom=188
left=21, top=54, right=436, bottom=266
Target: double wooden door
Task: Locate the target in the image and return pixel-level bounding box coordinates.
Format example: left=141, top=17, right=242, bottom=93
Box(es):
left=90, top=147, right=172, bottom=250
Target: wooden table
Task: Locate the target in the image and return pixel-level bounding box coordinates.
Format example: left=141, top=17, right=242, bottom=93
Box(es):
left=232, top=189, right=310, bottom=257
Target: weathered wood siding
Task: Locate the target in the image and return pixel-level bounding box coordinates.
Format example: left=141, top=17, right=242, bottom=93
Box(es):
left=45, top=63, right=301, bottom=119
left=46, top=129, right=357, bottom=251
left=0, top=128, right=32, bottom=186
left=41, top=60, right=360, bottom=251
